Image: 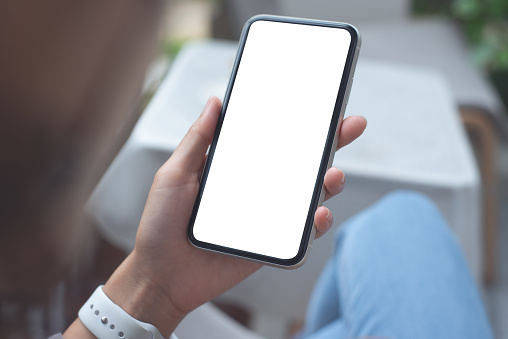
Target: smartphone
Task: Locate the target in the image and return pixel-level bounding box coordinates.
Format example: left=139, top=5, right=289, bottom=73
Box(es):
left=187, top=15, right=360, bottom=268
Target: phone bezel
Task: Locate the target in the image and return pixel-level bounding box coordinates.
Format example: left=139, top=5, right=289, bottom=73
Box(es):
left=187, top=15, right=361, bottom=268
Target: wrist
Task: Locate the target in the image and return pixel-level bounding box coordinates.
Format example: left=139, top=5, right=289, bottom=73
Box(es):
left=103, top=253, right=186, bottom=337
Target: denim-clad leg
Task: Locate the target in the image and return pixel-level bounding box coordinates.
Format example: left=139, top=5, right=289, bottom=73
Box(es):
left=300, top=191, right=493, bottom=339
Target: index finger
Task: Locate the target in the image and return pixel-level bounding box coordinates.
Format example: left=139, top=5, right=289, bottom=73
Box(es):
left=336, top=115, right=367, bottom=150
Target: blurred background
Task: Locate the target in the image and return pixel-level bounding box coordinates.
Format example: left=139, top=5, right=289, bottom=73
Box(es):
left=1, top=0, right=507, bottom=338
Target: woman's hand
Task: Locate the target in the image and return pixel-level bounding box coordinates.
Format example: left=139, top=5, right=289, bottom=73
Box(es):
left=65, top=96, right=366, bottom=338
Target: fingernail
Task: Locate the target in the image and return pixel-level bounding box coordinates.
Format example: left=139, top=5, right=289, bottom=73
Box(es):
left=360, top=115, right=368, bottom=126
left=326, top=210, right=333, bottom=223
left=204, top=96, right=215, bottom=111
left=200, top=97, right=217, bottom=120
left=340, top=173, right=345, bottom=185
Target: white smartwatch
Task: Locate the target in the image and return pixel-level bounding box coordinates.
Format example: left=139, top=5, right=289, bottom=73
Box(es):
left=78, top=285, right=177, bottom=339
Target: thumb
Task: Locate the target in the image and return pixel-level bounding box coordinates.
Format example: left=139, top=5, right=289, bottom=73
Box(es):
left=162, top=96, right=221, bottom=177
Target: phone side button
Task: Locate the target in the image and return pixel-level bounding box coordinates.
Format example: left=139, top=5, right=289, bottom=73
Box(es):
left=345, top=77, right=354, bottom=106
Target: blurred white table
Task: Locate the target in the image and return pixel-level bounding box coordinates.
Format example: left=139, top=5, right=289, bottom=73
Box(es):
left=86, top=40, right=481, bottom=338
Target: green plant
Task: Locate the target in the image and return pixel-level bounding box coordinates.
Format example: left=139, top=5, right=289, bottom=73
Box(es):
left=452, top=0, right=508, bottom=71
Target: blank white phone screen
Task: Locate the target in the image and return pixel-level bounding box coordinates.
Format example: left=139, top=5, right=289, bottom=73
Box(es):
left=193, top=20, right=351, bottom=260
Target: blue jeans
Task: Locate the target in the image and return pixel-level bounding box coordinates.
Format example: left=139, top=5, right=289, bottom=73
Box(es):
left=300, top=191, right=493, bottom=339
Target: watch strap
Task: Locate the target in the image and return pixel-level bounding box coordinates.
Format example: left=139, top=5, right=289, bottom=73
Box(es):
left=78, top=285, right=168, bottom=339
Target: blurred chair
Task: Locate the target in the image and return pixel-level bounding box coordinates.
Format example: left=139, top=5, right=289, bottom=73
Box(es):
left=213, top=0, right=506, bottom=284
left=86, top=40, right=482, bottom=339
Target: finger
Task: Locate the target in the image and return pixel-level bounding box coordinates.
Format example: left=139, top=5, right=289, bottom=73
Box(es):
left=167, top=97, right=222, bottom=174
left=336, top=115, right=367, bottom=150
left=323, top=167, right=345, bottom=201
left=314, top=206, right=333, bottom=240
